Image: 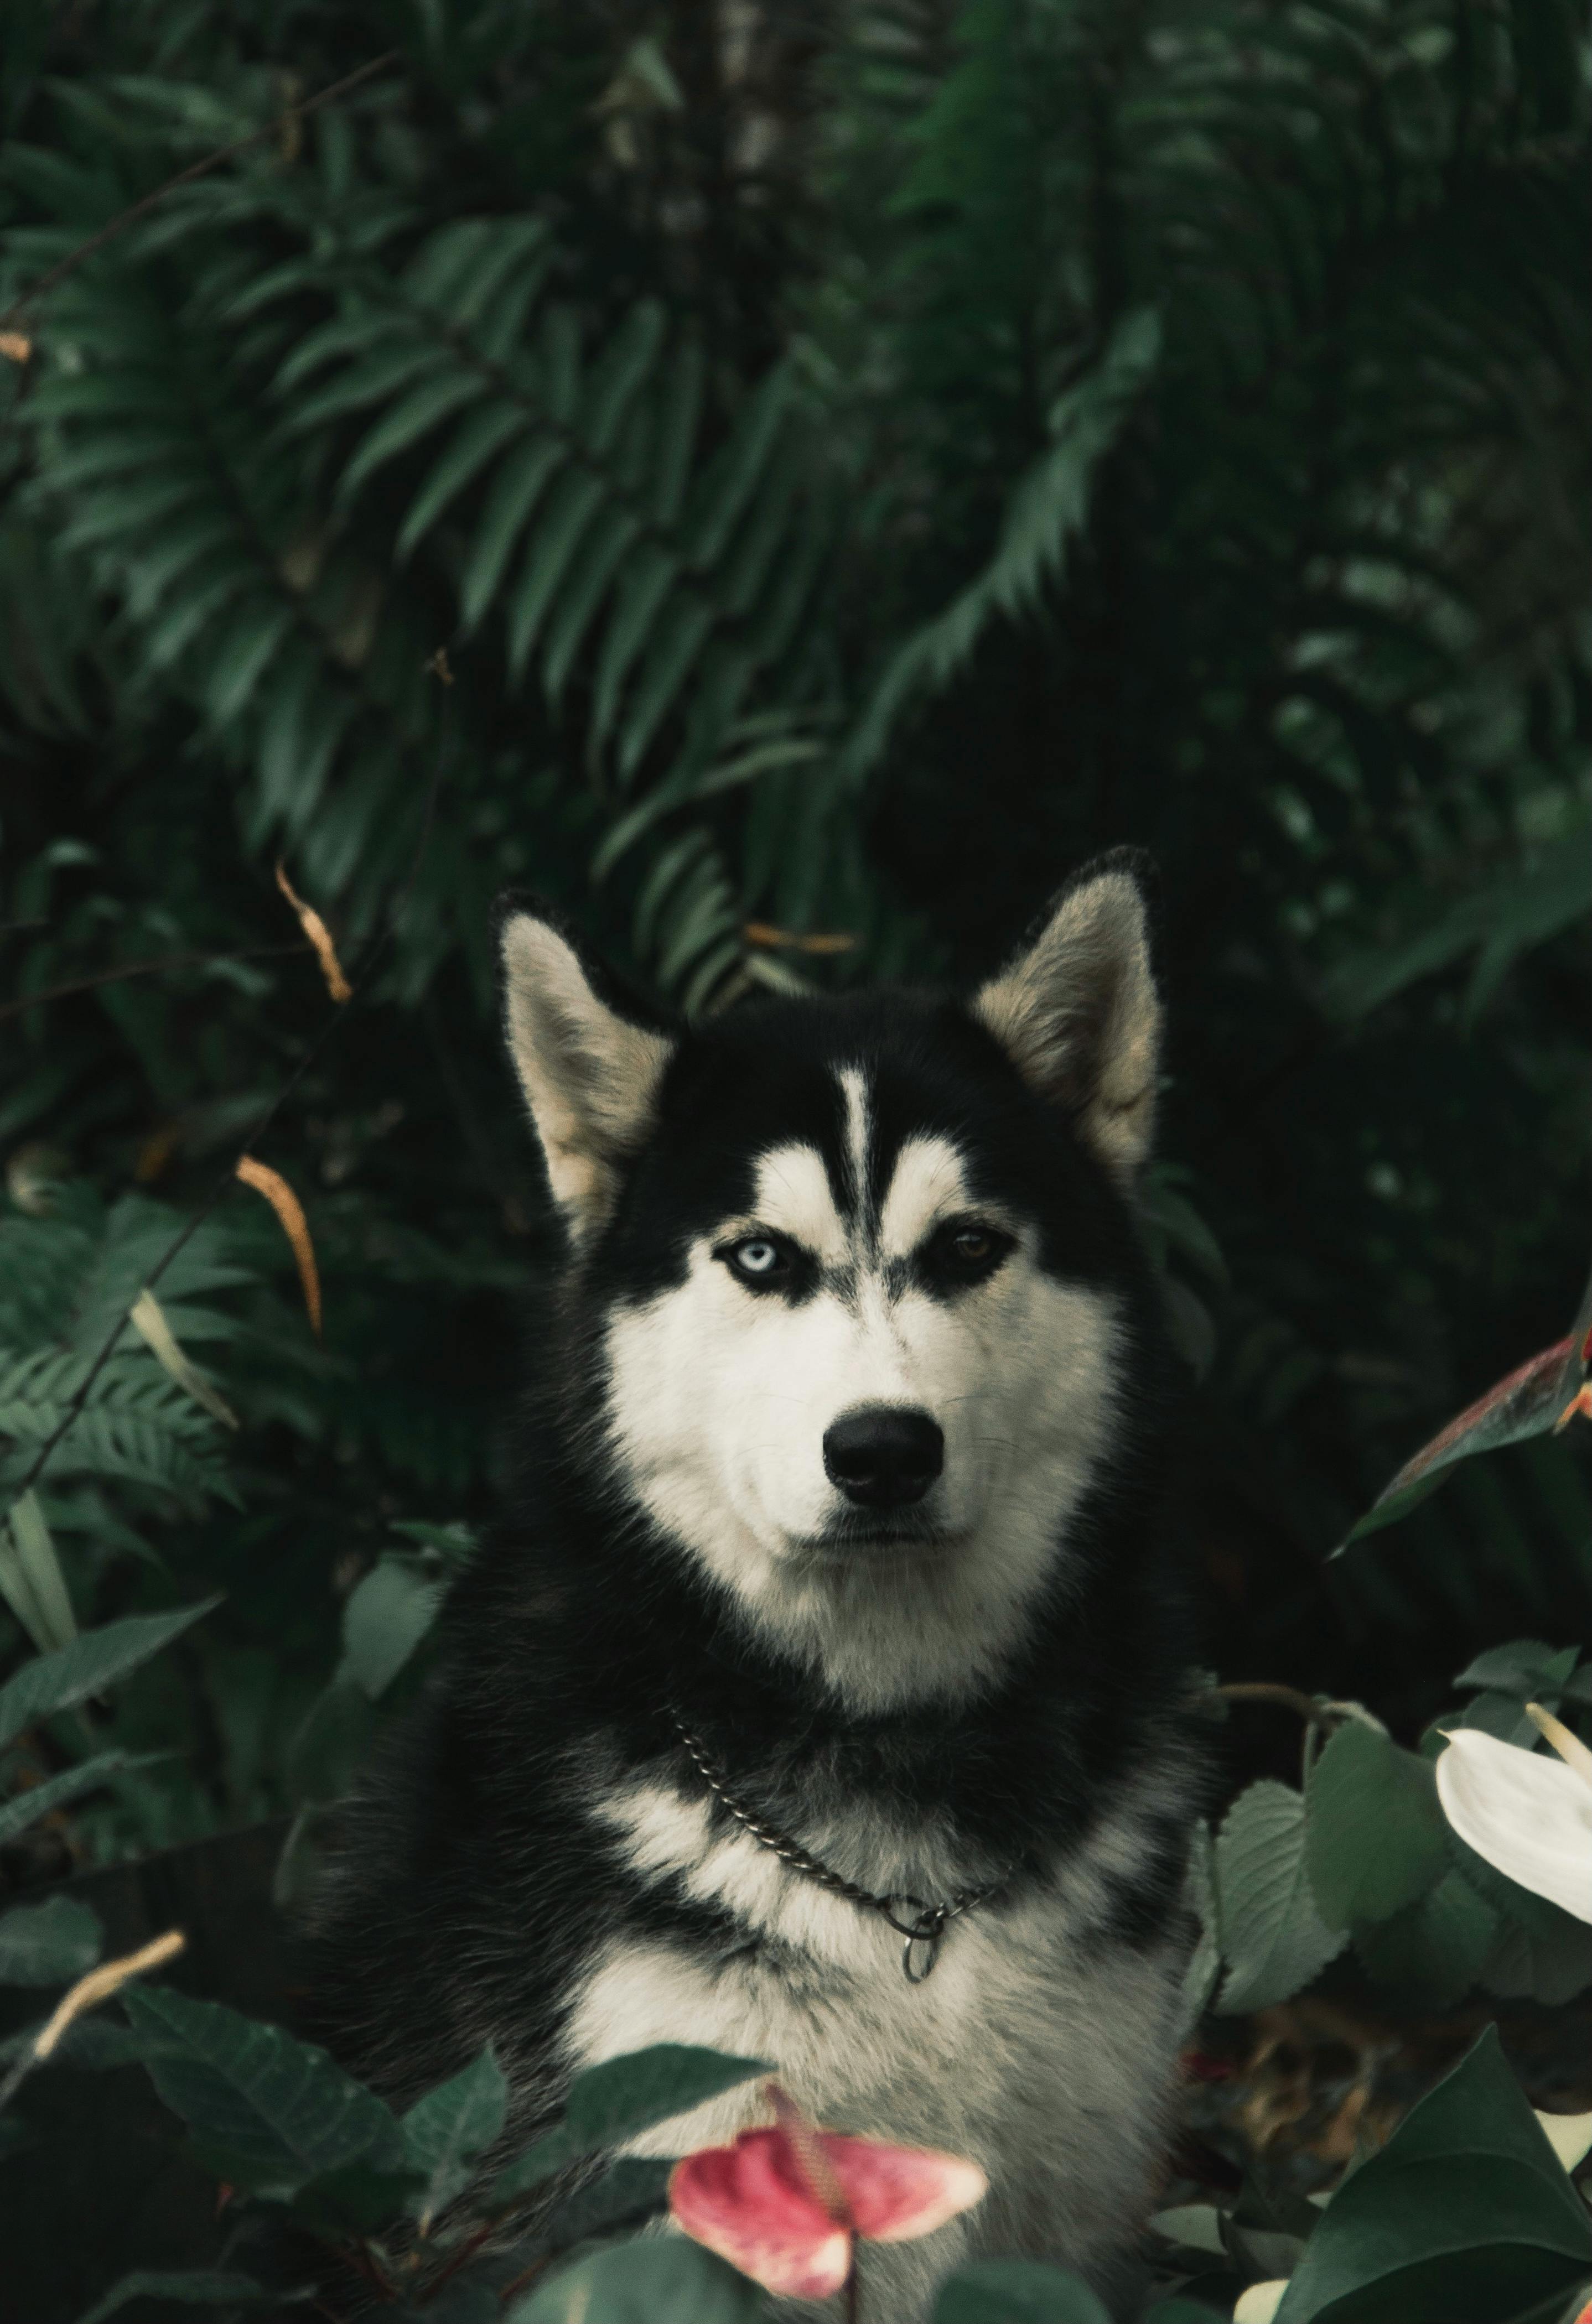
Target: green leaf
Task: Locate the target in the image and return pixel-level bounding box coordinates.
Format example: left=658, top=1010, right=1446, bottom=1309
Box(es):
left=460, top=436, right=562, bottom=630
left=566, top=2042, right=768, bottom=2150
left=511, top=2239, right=764, bottom=2324
left=838, top=307, right=1159, bottom=788
left=123, top=1985, right=402, bottom=2198
left=583, top=300, right=667, bottom=455
left=1454, top=1641, right=1578, bottom=1699
left=338, top=1552, right=444, bottom=1699
left=490, top=2044, right=766, bottom=2208
left=205, top=602, right=297, bottom=726
left=506, top=471, right=609, bottom=679
left=1305, top=1720, right=1450, bottom=1928
left=289, top=2156, right=427, bottom=2235
left=0, top=1600, right=219, bottom=1751
left=0, top=1488, right=76, bottom=1650
left=1353, top=1869, right=1500, bottom=2008
left=1180, top=1818, right=1222, bottom=2034
left=338, top=371, right=488, bottom=503
left=542, top=2155, right=673, bottom=2250
left=401, top=2045, right=507, bottom=2222
left=284, top=341, right=449, bottom=433
left=286, top=1677, right=377, bottom=1805
left=1215, top=1781, right=1349, bottom=2013
left=73, top=2271, right=273, bottom=2324
left=934, top=2259, right=1113, bottom=2323
left=397, top=402, right=523, bottom=561
left=1273, top=2026, right=1592, bottom=2323
left=1142, top=2306, right=1230, bottom=2323
left=0, top=1895, right=100, bottom=1986
left=1321, top=817, right=1592, bottom=1023
left=0, top=1750, right=161, bottom=1847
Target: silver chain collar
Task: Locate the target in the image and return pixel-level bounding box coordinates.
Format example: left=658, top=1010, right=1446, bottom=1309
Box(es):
left=667, top=1710, right=1010, bottom=1983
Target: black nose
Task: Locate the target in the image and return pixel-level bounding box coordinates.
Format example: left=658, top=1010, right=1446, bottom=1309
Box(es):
left=822, top=1406, right=944, bottom=1507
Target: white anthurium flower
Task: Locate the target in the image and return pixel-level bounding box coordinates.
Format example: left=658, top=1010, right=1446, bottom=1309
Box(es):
left=1536, top=2108, right=1592, bottom=2174
left=1233, top=2281, right=1289, bottom=2324
left=1434, top=1701, right=1592, bottom=1924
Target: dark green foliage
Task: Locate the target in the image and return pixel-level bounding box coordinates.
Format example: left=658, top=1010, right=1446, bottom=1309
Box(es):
left=1272, top=2027, right=1592, bottom=2322
left=0, top=6, right=1590, bottom=2312
left=934, top=2260, right=1113, bottom=2323
left=2, top=0, right=1586, bottom=1766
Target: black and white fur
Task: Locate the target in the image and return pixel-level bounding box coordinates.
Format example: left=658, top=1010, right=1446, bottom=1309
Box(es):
left=309, top=855, right=1206, bottom=2319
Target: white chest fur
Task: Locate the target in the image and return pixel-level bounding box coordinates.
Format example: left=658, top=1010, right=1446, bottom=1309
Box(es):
left=561, top=1763, right=1189, bottom=2322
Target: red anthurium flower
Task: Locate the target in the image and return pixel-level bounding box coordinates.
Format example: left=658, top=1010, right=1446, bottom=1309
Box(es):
left=669, top=2082, right=988, bottom=2300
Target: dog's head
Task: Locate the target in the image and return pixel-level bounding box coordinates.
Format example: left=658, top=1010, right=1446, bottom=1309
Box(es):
left=497, top=857, right=1166, bottom=1710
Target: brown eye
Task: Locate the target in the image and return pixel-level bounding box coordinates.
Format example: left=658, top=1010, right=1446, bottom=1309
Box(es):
left=928, top=1221, right=1012, bottom=1283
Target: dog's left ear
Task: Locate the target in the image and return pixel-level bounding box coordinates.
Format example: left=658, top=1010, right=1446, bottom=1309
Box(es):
left=972, top=855, right=1161, bottom=1182
left=498, top=905, right=675, bottom=1241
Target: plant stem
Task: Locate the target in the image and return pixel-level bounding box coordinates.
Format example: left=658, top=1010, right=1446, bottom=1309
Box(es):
left=1212, top=1681, right=1339, bottom=1727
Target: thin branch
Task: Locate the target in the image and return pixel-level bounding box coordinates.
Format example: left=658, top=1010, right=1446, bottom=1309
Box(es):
left=0, top=52, right=402, bottom=337
left=0, top=944, right=300, bottom=1024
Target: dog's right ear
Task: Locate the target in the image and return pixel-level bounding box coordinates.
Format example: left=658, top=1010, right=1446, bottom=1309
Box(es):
left=497, top=905, right=675, bottom=1241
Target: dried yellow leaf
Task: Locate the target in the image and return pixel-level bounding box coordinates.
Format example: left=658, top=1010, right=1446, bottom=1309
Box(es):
left=0, top=331, right=32, bottom=364
left=743, top=923, right=857, bottom=955
left=275, top=862, right=351, bottom=1003
left=236, top=1155, right=323, bottom=1338
left=35, top=1928, right=185, bottom=2060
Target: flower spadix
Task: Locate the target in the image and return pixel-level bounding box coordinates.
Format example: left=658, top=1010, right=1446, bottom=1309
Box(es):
left=1435, top=1701, right=1592, bottom=1924
left=668, top=2081, right=987, bottom=2299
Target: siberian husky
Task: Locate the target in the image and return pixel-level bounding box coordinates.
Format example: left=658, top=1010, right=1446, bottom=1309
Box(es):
left=310, top=852, right=1206, bottom=2318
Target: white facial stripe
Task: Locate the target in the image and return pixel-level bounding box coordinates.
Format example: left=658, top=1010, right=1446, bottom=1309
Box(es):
left=750, top=1143, right=847, bottom=1266
left=879, top=1134, right=971, bottom=1259
left=836, top=1065, right=871, bottom=1225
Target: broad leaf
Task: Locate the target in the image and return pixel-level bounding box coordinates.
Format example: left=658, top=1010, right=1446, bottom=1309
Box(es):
left=934, top=2259, right=1113, bottom=2323
left=123, top=1985, right=402, bottom=2197
left=1453, top=1640, right=1580, bottom=1699
left=1305, top=1721, right=1449, bottom=1928
left=564, top=2042, right=768, bottom=2150
left=0, top=1599, right=219, bottom=1751
left=512, top=2239, right=765, bottom=2324
left=1352, top=1869, right=1500, bottom=2008
left=74, top=2273, right=273, bottom=2324
left=401, top=2045, right=507, bottom=2221
left=1339, top=1270, right=1592, bottom=1549
left=491, top=2043, right=766, bottom=2208
left=285, top=1677, right=376, bottom=1805
left=289, top=2157, right=427, bottom=2235
left=0, top=1894, right=100, bottom=1986
left=1273, top=2026, right=1592, bottom=2322
left=338, top=1551, right=444, bottom=1699
left=542, top=2155, right=673, bottom=2252
left=1215, top=1782, right=1349, bottom=2013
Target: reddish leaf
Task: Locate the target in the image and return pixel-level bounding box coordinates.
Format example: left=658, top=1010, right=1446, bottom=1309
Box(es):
left=1339, top=1266, right=1592, bottom=1550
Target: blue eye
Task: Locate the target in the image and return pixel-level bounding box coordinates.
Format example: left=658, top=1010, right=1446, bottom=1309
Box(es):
left=724, top=1235, right=790, bottom=1285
